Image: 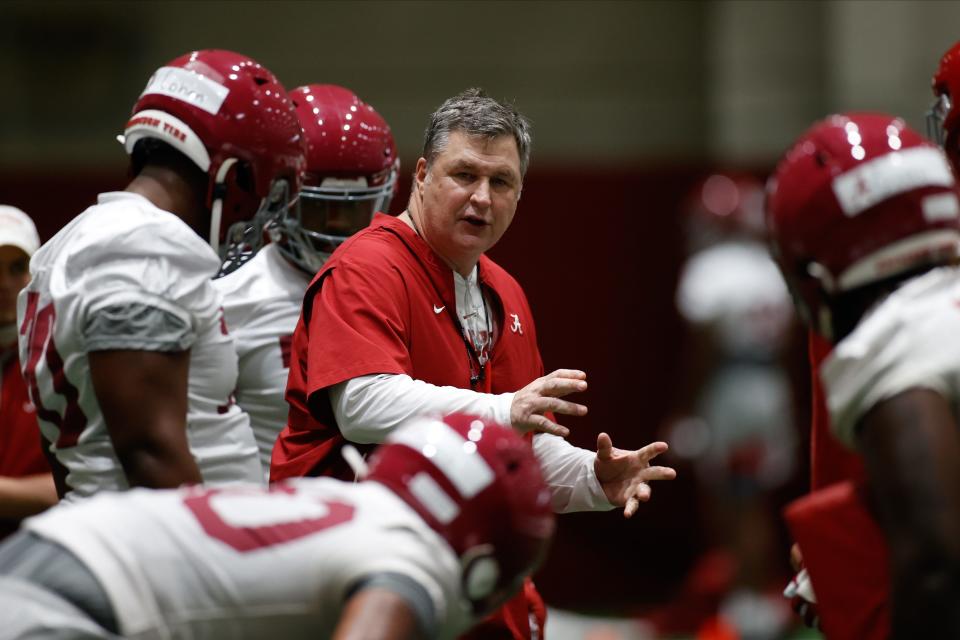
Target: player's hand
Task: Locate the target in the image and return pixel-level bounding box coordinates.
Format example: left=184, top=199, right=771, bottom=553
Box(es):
left=790, top=543, right=804, bottom=573
left=594, top=434, right=676, bottom=517
left=783, top=567, right=819, bottom=630
left=510, top=369, right=588, bottom=437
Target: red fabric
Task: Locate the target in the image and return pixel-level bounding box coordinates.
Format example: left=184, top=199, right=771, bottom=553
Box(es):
left=271, top=213, right=545, bottom=482
left=807, top=331, right=864, bottom=490
left=269, top=214, right=549, bottom=639
left=0, top=350, right=49, bottom=539
left=460, top=579, right=545, bottom=640
left=783, top=481, right=889, bottom=640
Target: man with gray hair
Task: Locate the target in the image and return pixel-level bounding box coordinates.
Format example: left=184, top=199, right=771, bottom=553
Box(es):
left=272, top=88, right=675, bottom=639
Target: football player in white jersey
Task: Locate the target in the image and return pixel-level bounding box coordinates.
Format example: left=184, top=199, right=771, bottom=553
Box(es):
left=766, top=113, right=960, bottom=638
left=672, top=174, right=796, bottom=635
left=16, top=50, right=306, bottom=500
left=0, top=413, right=555, bottom=640
left=214, top=84, right=398, bottom=477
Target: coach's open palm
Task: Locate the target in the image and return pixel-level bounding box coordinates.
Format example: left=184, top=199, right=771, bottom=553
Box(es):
left=594, top=434, right=676, bottom=518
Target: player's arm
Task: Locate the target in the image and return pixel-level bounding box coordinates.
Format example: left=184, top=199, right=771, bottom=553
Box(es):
left=88, top=349, right=202, bottom=488
left=332, top=587, right=425, bottom=640
left=856, top=388, right=960, bottom=638
left=333, top=571, right=437, bottom=640
left=0, top=473, right=57, bottom=519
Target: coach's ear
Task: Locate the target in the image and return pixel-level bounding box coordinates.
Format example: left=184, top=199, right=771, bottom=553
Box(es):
left=331, top=587, right=422, bottom=640
left=415, top=158, right=428, bottom=198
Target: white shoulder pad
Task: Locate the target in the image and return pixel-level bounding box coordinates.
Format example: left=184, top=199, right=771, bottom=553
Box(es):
left=822, top=267, right=960, bottom=447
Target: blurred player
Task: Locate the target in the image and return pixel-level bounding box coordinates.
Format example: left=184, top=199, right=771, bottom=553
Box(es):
left=670, top=174, right=795, bottom=637
left=0, top=206, right=55, bottom=539
left=215, top=84, right=398, bottom=477
left=767, top=113, right=960, bottom=639
left=17, top=50, right=306, bottom=500
left=0, top=413, right=554, bottom=640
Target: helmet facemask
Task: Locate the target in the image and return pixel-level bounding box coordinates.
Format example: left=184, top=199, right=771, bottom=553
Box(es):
left=217, top=176, right=296, bottom=277
left=275, top=166, right=397, bottom=275
left=927, top=92, right=952, bottom=147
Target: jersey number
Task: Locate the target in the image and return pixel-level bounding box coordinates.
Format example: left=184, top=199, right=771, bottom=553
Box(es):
left=19, top=291, right=87, bottom=447
left=184, top=485, right=356, bottom=552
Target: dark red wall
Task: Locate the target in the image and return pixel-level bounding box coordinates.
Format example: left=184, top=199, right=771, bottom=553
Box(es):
left=488, top=167, right=706, bottom=609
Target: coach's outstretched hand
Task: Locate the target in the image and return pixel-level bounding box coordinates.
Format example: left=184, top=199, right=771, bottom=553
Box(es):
left=510, top=369, right=588, bottom=438
left=594, top=434, right=676, bottom=518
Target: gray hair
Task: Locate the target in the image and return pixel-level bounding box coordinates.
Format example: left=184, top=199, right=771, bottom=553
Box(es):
left=422, top=88, right=532, bottom=177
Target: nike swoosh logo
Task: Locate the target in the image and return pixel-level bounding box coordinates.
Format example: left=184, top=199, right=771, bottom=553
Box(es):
left=434, top=305, right=445, bottom=314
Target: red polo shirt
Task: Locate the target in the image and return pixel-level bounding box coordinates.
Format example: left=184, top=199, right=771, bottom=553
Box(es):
left=272, top=213, right=545, bottom=481
left=271, top=214, right=549, bottom=639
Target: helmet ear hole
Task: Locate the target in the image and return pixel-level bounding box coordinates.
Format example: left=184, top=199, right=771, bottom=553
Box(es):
left=232, top=161, right=256, bottom=194
left=461, top=545, right=500, bottom=602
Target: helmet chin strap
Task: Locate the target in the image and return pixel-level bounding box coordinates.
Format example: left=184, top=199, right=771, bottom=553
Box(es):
left=208, top=158, right=239, bottom=254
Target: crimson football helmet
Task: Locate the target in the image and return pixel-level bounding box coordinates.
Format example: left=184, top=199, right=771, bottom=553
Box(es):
left=683, top=172, right=767, bottom=252
left=766, top=113, right=960, bottom=339
left=366, top=413, right=554, bottom=615
left=121, top=49, right=306, bottom=255
left=929, top=41, right=960, bottom=171
left=274, top=84, right=399, bottom=273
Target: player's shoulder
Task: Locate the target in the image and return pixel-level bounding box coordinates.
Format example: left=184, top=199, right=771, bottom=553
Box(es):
left=840, top=266, right=960, bottom=357
left=824, top=266, right=960, bottom=444
left=53, top=192, right=217, bottom=272
left=215, top=244, right=308, bottom=302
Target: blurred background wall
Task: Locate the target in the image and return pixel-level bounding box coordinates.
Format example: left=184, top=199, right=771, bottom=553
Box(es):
left=2, top=0, right=958, bottom=624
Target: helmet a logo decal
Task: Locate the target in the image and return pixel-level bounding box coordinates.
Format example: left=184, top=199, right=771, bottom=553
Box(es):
left=509, top=313, right=523, bottom=335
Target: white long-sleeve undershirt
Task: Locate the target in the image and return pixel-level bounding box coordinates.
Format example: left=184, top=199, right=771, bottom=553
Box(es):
left=329, top=373, right=613, bottom=513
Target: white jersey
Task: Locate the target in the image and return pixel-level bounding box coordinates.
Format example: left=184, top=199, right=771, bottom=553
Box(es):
left=675, top=239, right=796, bottom=484
left=23, top=479, right=469, bottom=639
left=677, top=240, right=793, bottom=358
left=214, top=243, right=310, bottom=475
left=822, top=266, right=960, bottom=447
left=17, top=192, right=262, bottom=500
